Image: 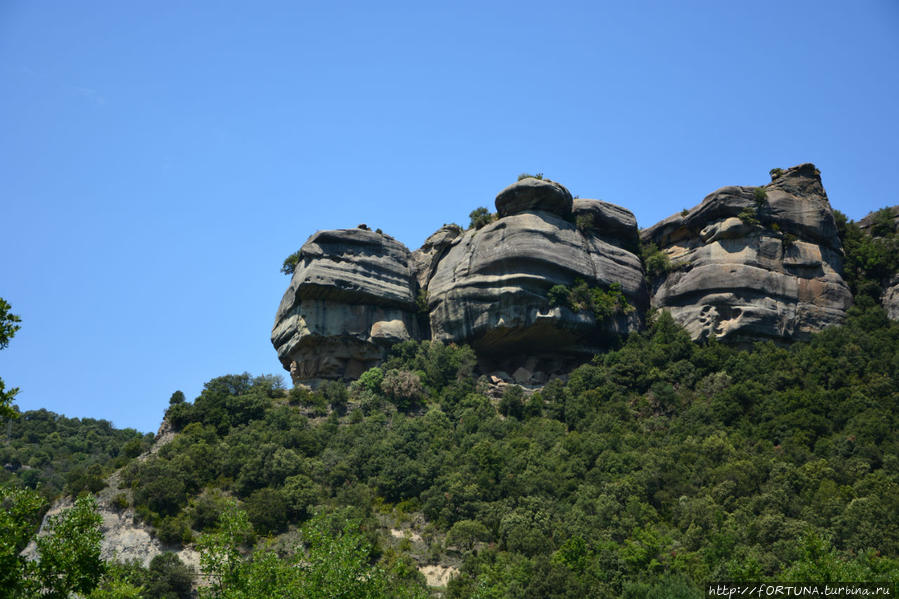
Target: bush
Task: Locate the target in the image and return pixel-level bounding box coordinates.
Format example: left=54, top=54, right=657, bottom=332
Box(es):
left=280, top=250, right=302, bottom=275
left=145, top=552, right=194, bottom=599
left=770, top=167, right=785, bottom=179
left=320, top=380, right=348, bottom=414
left=157, top=514, right=192, bottom=546
left=547, top=279, right=634, bottom=321
left=575, top=213, right=595, bottom=232
left=518, top=172, right=544, bottom=181
left=782, top=233, right=798, bottom=248
left=642, top=243, right=671, bottom=278
left=499, top=386, right=524, bottom=419
left=381, top=370, right=424, bottom=411
left=244, top=488, right=290, bottom=535
left=738, top=207, right=760, bottom=227
left=469, top=207, right=495, bottom=230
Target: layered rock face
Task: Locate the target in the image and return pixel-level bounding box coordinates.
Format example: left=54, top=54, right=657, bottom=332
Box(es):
left=271, top=229, right=421, bottom=383
left=426, top=179, right=646, bottom=365
left=641, top=163, right=852, bottom=342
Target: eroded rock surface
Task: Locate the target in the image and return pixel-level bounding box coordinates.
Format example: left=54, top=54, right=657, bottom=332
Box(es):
left=272, top=228, right=421, bottom=383
left=426, top=188, right=646, bottom=360
left=641, top=163, right=852, bottom=342
left=495, top=177, right=573, bottom=218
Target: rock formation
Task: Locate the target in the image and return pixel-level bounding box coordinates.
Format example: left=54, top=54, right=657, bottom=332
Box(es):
left=426, top=179, right=646, bottom=372
left=271, top=228, right=421, bottom=383
left=273, top=164, right=867, bottom=383
left=641, top=163, right=852, bottom=342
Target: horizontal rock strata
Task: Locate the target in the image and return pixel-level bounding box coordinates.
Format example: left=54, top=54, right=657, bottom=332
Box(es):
left=641, top=163, right=852, bottom=342
left=272, top=228, right=421, bottom=383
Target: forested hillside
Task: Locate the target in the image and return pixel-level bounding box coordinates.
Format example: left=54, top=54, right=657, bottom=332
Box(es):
left=0, top=409, right=152, bottom=500
left=3, top=208, right=898, bottom=598
left=111, top=299, right=899, bottom=597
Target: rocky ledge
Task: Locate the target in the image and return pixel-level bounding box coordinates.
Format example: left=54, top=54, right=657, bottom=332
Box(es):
left=641, top=163, right=852, bottom=342
left=271, top=228, right=421, bottom=384
left=273, top=164, right=871, bottom=383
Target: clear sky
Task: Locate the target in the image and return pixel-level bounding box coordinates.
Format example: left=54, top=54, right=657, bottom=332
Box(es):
left=1, top=1, right=897, bottom=432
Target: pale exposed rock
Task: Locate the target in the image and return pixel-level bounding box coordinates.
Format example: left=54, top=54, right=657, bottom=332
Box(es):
left=419, top=564, right=459, bottom=588
left=885, top=275, right=899, bottom=321
left=495, top=177, right=573, bottom=218
left=641, top=163, right=852, bottom=342
left=272, top=229, right=421, bottom=383
left=22, top=452, right=199, bottom=572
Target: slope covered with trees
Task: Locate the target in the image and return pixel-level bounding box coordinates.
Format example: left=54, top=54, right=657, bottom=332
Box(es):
left=108, top=298, right=899, bottom=597
left=0, top=409, right=152, bottom=500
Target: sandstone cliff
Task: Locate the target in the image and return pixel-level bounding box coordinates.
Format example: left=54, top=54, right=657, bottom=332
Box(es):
left=426, top=179, right=646, bottom=371
left=273, top=164, right=866, bottom=383
left=271, top=228, right=421, bottom=384
left=641, top=163, right=852, bottom=342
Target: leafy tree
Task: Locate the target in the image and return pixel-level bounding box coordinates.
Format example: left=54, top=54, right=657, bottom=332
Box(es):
left=0, top=298, right=22, bottom=419
left=197, top=506, right=427, bottom=599
left=0, top=489, right=104, bottom=599
left=469, top=207, right=495, bottom=230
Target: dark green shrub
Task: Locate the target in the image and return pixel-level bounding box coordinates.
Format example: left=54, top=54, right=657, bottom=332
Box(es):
left=547, top=279, right=634, bottom=321
left=469, top=207, right=495, bottom=230
left=499, top=386, right=525, bottom=419
left=575, top=213, right=595, bottom=232
left=280, top=249, right=301, bottom=275
left=518, top=172, right=544, bottom=181
left=320, top=380, right=348, bottom=413
left=157, top=514, right=191, bottom=546
left=738, top=207, right=760, bottom=227
left=642, top=243, right=671, bottom=278
left=245, top=488, right=290, bottom=535
left=782, top=233, right=798, bottom=248
left=146, top=552, right=195, bottom=599
left=381, top=369, right=424, bottom=410
left=770, top=167, right=785, bottom=179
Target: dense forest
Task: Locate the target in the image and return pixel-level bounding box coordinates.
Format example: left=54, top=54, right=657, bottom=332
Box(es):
left=0, top=409, right=153, bottom=500
left=2, top=209, right=898, bottom=598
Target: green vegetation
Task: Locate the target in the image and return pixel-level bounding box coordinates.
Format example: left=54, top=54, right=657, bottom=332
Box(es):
left=196, top=506, right=427, bottom=599
left=641, top=243, right=671, bottom=279
left=575, top=212, right=595, bottom=232
left=753, top=187, right=768, bottom=203
left=280, top=250, right=302, bottom=276
left=83, top=299, right=898, bottom=596
left=548, top=279, right=634, bottom=322
left=0, top=488, right=104, bottom=599
left=0, top=409, right=152, bottom=500
left=416, top=288, right=429, bottom=315
left=737, top=207, right=760, bottom=227
left=4, top=217, right=899, bottom=595
left=0, top=298, right=21, bottom=419
left=469, top=207, right=496, bottom=230
left=517, top=172, right=544, bottom=181
left=769, top=167, right=785, bottom=179
left=836, top=208, right=899, bottom=300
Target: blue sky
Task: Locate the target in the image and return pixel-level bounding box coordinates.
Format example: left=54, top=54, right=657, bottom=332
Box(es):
left=1, top=1, right=897, bottom=432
